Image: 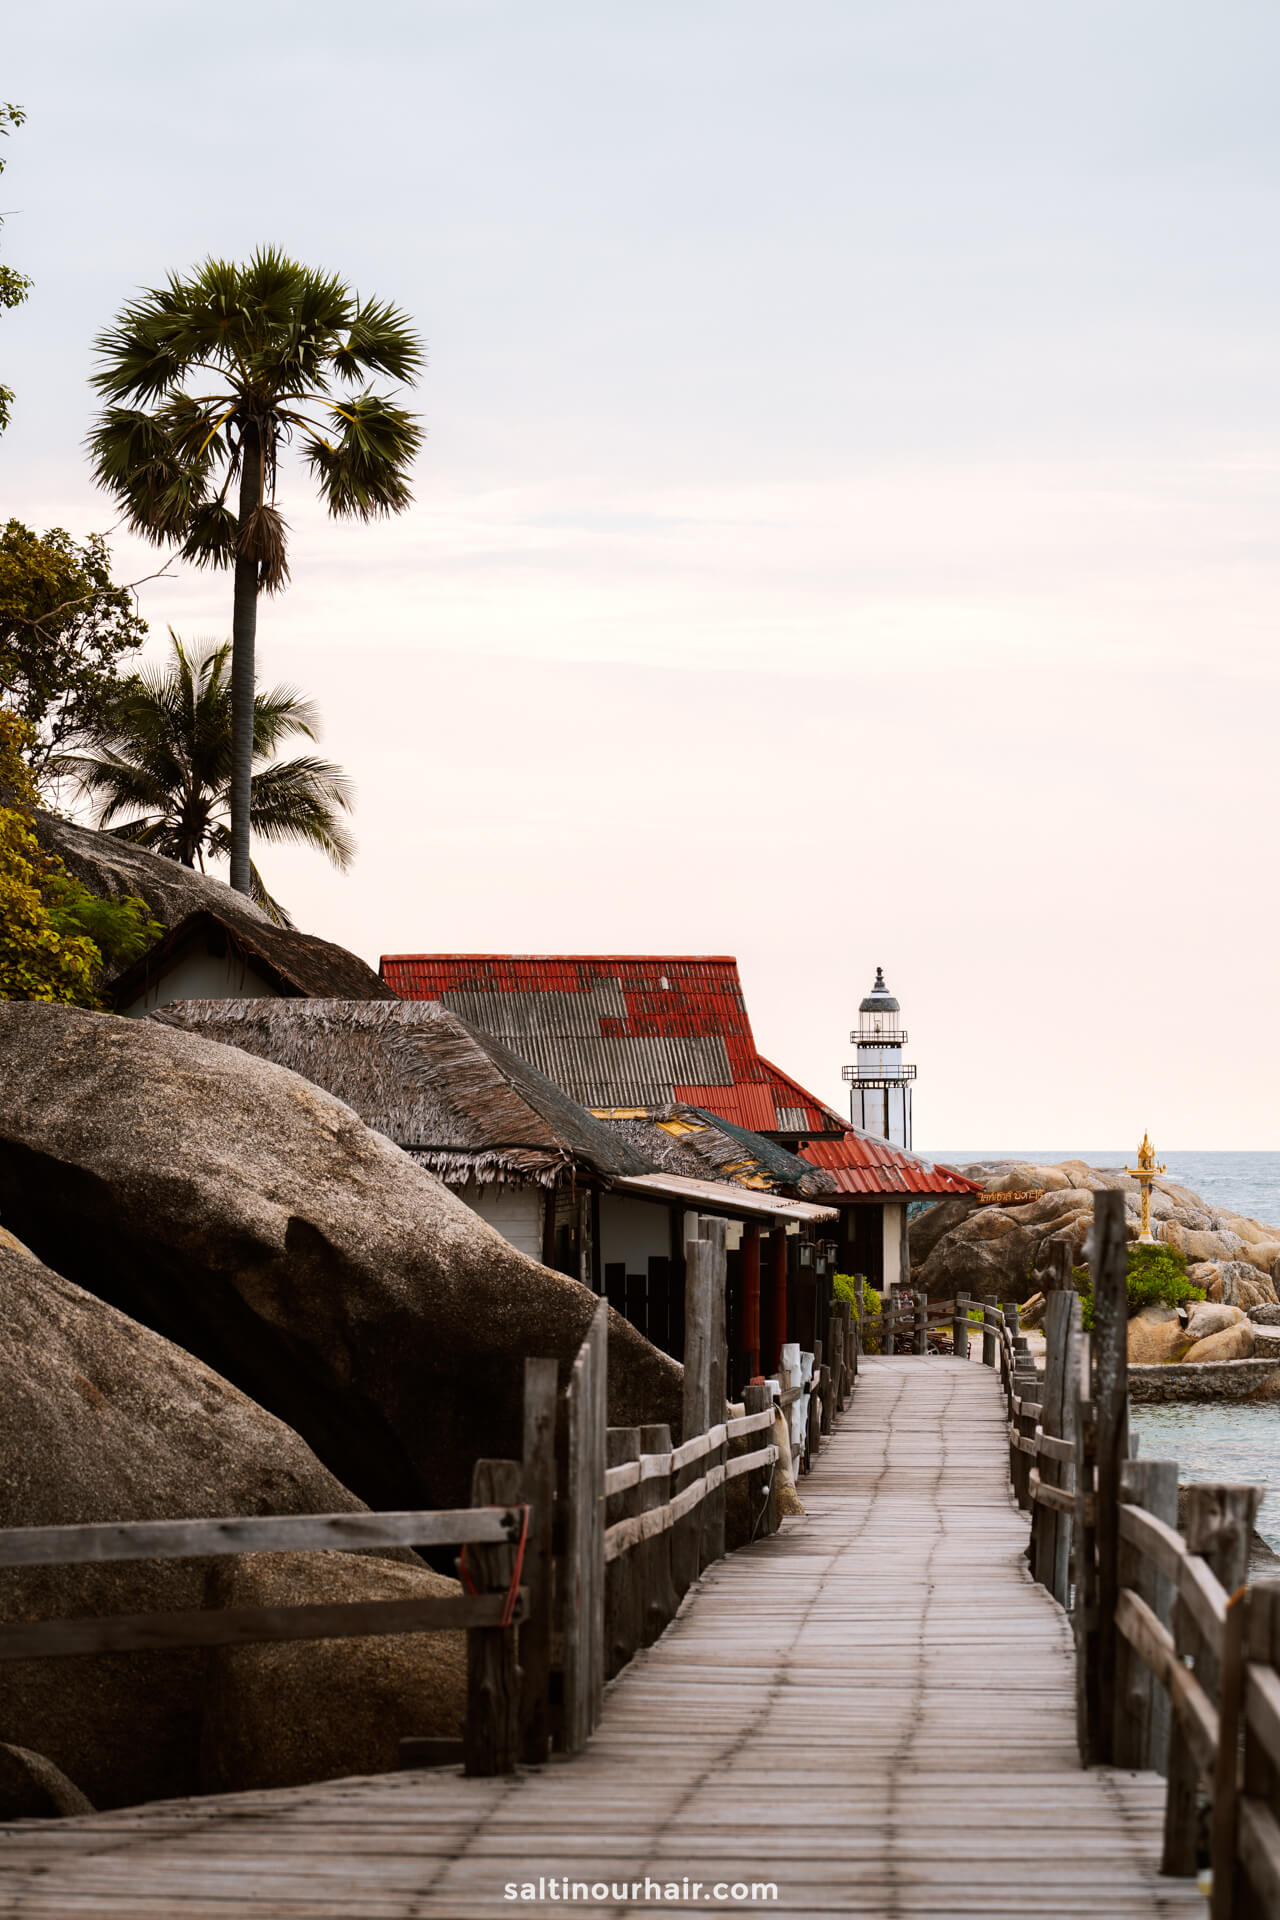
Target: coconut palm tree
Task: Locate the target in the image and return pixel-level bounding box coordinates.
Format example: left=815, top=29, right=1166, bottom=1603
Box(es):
left=63, top=631, right=354, bottom=926
left=87, top=251, right=422, bottom=896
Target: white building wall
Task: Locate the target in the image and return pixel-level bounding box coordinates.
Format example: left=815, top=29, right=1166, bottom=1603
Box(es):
left=123, top=951, right=281, bottom=1017
left=599, top=1192, right=671, bottom=1273
left=455, top=1179, right=544, bottom=1262
left=882, top=1202, right=910, bottom=1292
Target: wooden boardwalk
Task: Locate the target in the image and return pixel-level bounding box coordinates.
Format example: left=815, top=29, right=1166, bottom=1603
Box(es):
left=0, top=1358, right=1203, bottom=1918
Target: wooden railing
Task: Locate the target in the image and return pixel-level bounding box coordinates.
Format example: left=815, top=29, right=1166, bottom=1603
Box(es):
left=2, top=1212, right=857, bottom=1786
left=964, top=1196, right=1280, bottom=1915
left=561, top=1214, right=855, bottom=1750
left=0, top=1502, right=533, bottom=1779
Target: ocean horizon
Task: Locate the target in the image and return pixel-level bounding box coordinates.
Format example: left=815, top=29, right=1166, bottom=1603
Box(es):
left=920, top=1149, right=1280, bottom=1227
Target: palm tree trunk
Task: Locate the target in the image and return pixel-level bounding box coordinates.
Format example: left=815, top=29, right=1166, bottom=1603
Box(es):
left=229, top=431, right=261, bottom=896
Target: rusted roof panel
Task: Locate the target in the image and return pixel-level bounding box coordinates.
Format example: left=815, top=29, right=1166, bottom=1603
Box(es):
left=380, top=954, right=846, bottom=1137
left=799, top=1134, right=980, bottom=1199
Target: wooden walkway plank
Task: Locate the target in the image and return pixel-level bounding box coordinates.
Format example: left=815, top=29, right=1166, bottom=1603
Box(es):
left=0, top=1359, right=1201, bottom=1917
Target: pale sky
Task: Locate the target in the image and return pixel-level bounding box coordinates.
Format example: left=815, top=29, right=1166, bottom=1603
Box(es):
left=5, top=2, right=1279, bottom=1147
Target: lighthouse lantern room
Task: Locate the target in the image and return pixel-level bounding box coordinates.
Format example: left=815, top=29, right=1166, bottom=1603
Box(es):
left=842, top=966, right=916, bottom=1148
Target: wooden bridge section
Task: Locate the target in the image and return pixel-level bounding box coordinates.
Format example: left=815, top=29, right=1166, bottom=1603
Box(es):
left=0, top=1357, right=1202, bottom=1918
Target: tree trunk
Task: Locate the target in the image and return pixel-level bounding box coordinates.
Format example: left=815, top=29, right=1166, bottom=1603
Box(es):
left=229, top=432, right=261, bottom=897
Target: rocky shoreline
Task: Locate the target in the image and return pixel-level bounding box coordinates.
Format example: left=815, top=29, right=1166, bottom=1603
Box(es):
left=912, top=1157, right=1280, bottom=1392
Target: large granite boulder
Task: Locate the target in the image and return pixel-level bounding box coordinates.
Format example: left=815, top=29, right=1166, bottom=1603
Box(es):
left=1190, top=1261, right=1278, bottom=1311
left=0, top=1241, right=388, bottom=1808
left=1127, top=1305, right=1192, bottom=1366
left=0, top=1745, right=94, bottom=1819
left=1184, top=1301, right=1249, bottom=1343
left=199, top=1551, right=466, bottom=1793
left=912, top=1204, right=1040, bottom=1302
left=0, top=1004, right=680, bottom=1515
left=1184, top=1320, right=1256, bottom=1364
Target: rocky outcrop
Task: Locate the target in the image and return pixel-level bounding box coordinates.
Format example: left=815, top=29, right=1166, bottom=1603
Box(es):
left=1190, top=1261, right=1279, bottom=1312
left=199, top=1551, right=466, bottom=1793
left=1184, top=1302, right=1248, bottom=1343
left=0, top=1241, right=385, bottom=1809
left=0, top=1745, right=94, bottom=1819
left=1183, top=1321, right=1256, bottom=1364
left=1126, top=1305, right=1192, bottom=1366
left=0, top=1004, right=680, bottom=1517
left=912, top=1157, right=1280, bottom=1314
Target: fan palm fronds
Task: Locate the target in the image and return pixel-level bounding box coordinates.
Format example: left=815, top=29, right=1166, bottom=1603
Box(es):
left=62, top=630, right=354, bottom=925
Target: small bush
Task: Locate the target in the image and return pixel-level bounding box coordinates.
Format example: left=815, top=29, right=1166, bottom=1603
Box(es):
left=1075, top=1244, right=1204, bottom=1333
left=834, top=1273, right=882, bottom=1354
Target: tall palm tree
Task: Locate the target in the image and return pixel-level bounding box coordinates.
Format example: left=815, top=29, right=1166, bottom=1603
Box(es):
left=64, top=631, right=354, bottom=926
left=88, top=250, right=422, bottom=895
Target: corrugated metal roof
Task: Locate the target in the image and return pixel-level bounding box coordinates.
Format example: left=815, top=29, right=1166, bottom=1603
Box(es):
left=798, top=1134, right=980, bottom=1199
left=380, top=954, right=847, bottom=1137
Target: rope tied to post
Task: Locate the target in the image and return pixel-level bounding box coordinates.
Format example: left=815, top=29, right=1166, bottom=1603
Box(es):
left=459, top=1504, right=530, bottom=1628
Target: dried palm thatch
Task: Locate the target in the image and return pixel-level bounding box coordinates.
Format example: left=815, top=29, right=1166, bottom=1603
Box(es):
left=153, top=998, right=656, bottom=1187
left=599, top=1103, right=838, bottom=1199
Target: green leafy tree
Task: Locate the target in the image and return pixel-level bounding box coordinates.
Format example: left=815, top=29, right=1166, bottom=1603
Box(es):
left=0, top=520, right=147, bottom=783
left=64, top=629, right=354, bottom=924
left=0, top=709, right=159, bottom=1005
left=0, top=104, right=31, bottom=434
left=88, top=250, right=422, bottom=896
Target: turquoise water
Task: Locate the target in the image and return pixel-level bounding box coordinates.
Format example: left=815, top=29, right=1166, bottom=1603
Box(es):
left=1130, top=1402, right=1280, bottom=1556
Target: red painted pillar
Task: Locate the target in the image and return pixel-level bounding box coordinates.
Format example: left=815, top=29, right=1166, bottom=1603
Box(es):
left=769, top=1227, right=789, bottom=1373
left=741, top=1222, right=761, bottom=1378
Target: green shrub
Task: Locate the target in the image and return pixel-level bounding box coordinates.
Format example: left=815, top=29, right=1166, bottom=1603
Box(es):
left=834, top=1273, right=882, bottom=1353
left=1075, top=1243, right=1204, bottom=1333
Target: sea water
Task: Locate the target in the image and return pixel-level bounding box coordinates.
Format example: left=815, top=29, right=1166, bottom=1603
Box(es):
left=923, top=1150, right=1280, bottom=1556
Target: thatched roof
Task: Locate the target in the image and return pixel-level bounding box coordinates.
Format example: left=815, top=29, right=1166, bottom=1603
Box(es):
left=151, top=998, right=656, bottom=1187
left=32, top=811, right=273, bottom=932
left=33, top=813, right=392, bottom=1004
left=598, top=1104, right=837, bottom=1198
left=113, top=910, right=393, bottom=1008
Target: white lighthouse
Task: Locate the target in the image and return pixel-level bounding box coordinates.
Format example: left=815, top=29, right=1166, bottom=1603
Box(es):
left=842, top=967, right=916, bottom=1148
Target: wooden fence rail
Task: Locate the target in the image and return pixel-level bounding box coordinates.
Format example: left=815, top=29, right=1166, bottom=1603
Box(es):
left=964, top=1191, right=1280, bottom=1916
left=4, top=1211, right=853, bottom=1786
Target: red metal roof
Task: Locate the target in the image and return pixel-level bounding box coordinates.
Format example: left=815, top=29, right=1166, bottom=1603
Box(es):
left=798, top=1134, right=980, bottom=1199
left=379, top=953, right=847, bottom=1136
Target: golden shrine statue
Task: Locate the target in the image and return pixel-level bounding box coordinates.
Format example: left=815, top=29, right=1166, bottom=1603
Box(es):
left=1125, top=1132, right=1166, bottom=1245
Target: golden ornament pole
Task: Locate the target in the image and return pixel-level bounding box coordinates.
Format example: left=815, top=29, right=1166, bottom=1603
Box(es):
left=1124, top=1132, right=1166, bottom=1246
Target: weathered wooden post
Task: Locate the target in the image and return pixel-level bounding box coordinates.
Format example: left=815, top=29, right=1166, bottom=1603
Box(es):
left=953, top=1291, right=970, bottom=1362
left=913, top=1288, right=928, bottom=1356
left=1238, top=1581, right=1280, bottom=1920
left=605, top=1426, right=641, bottom=1679
left=1088, top=1187, right=1129, bottom=1768
left=1073, top=1324, right=1098, bottom=1765
left=520, top=1356, right=557, bottom=1766
left=562, top=1297, right=607, bottom=1755
left=639, top=1422, right=677, bottom=1642
left=464, top=1457, right=523, bottom=1776
left=1011, top=1352, right=1038, bottom=1512
left=1052, top=1292, right=1081, bottom=1608
left=743, top=1381, right=778, bottom=1539
left=981, top=1299, right=998, bottom=1368
left=677, top=1215, right=727, bottom=1585
left=1113, top=1457, right=1178, bottom=1771
left=1031, top=1290, right=1071, bottom=1591
left=853, top=1276, right=865, bottom=1356
left=1163, top=1482, right=1262, bottom=1877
